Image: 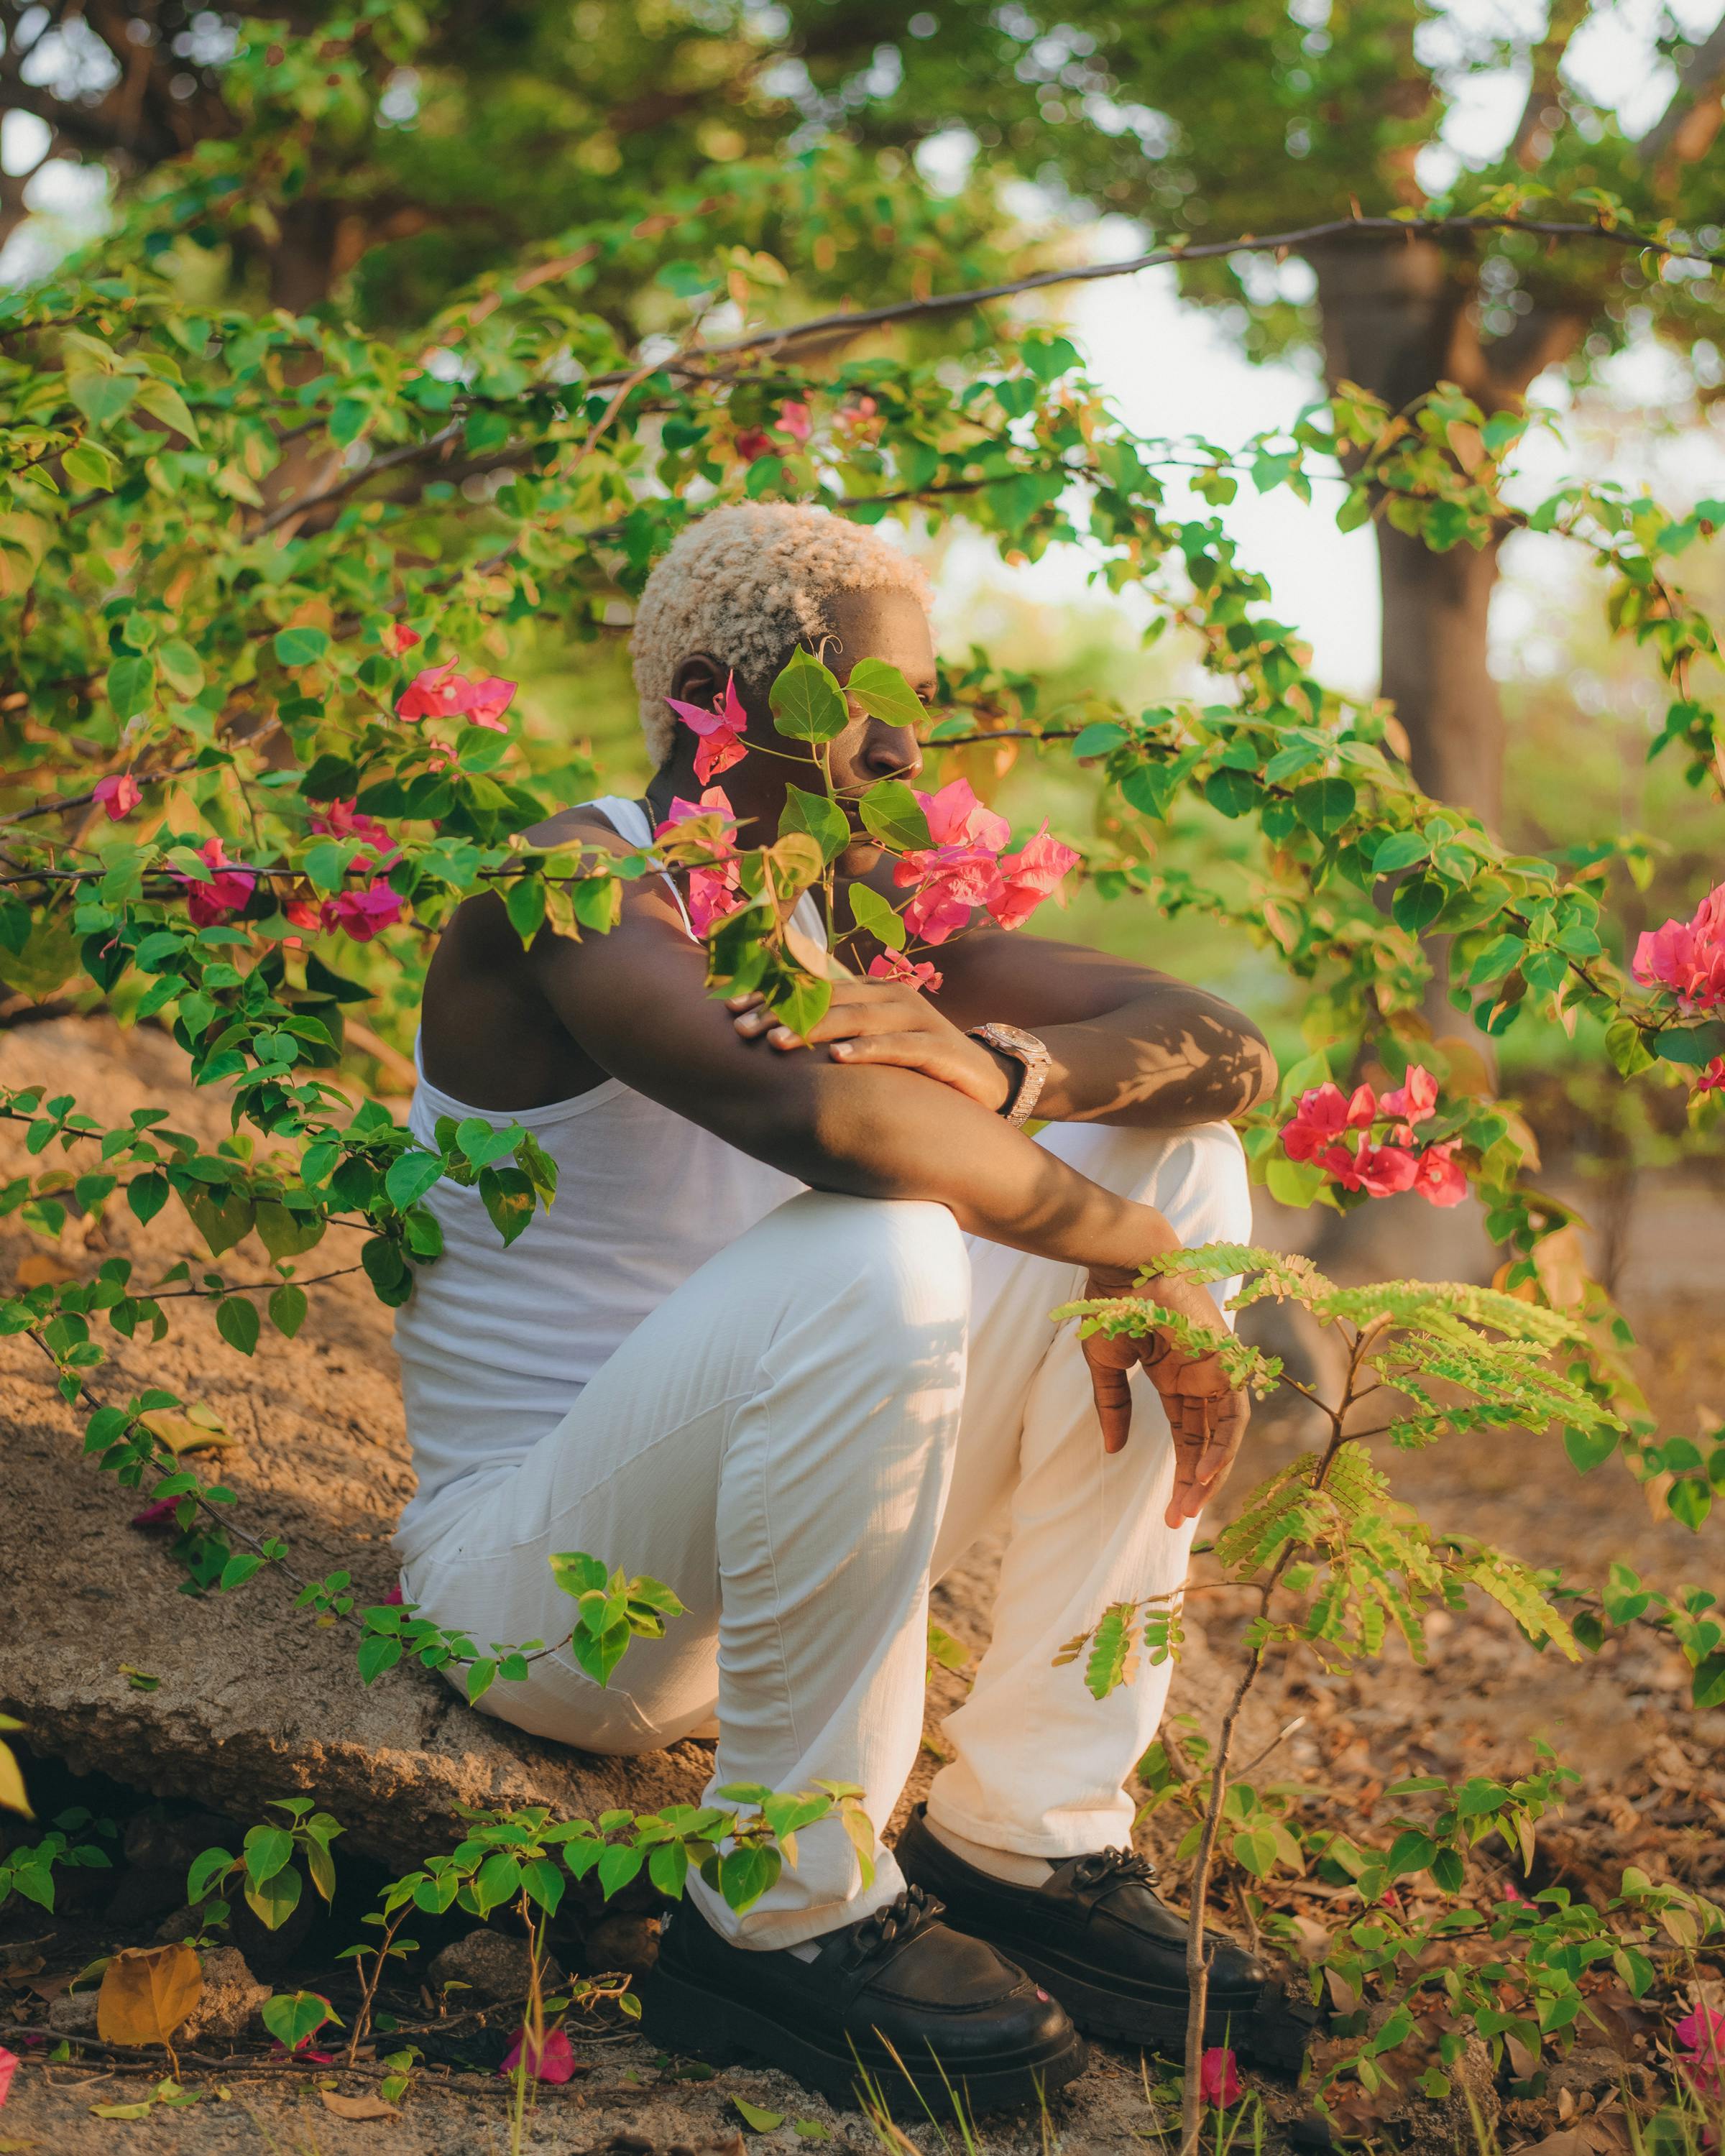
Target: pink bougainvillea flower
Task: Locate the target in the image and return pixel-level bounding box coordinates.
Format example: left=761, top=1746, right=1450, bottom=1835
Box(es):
left=282, top=890, right=326, bottom=933
left=500, top=2025, right=576, bottom=2085
left=1280, top=1081, right=1375, bottom=1164
left=0, top=2044, right=17, bottom=2106
left=327, top=881, right=405, bottom=943
left=665, top=672, right=749, bottom=784
left=463, top=676, right=518, bottom=731
left=1381, top=1064, right=1438, bottom=1133
left=1498, top=1878, right=1531, bottom=1906
left=868, top=950, right=944, bottom=994
left=1349, top=1142, right=1421, bottom=1197
left=310, top=797, right=399, bottom=866
left=1675, top=2001, right=1725, bottom=2100
left=385, top=622, right=420, bottom=656
left=1412, top=1140, right=1468, bottom=1208
left=175, top=837, right=257, bottom=927
left=894, top=778, right=1012, bottom=945
left=1698, top=1056, right=1725, bottom=1096
left=989, top=825, right=1082, bottom=931
left=776, top=399, right=812, bottom=442
left=1199, top=2046, right=1241, bottom=2108
left=653, top=786, right=740, bottom=846
left=735, top=426, right=773, bottom=463
left=93, top=772, right=142, bottom=821
left=918, top=776, right=1012, bottom=854
left=397, top=660, right=518, bottom=732
left=382, top=1580, right=405, bottom=1606
left=1633, top=882, right=1725, bottom=1013
left=656, top=788, right=744, bottom=935
left=129, top=1496, right=183, bottom=1531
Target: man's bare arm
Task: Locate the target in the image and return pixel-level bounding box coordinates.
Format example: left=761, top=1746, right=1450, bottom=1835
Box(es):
left=927, top=927, right=1276, bottom=1128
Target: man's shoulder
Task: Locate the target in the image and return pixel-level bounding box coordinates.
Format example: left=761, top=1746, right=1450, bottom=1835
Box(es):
left=521, top=801, right=645, bottom=856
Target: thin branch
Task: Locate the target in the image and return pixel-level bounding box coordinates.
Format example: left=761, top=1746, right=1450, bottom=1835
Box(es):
left=590, top=213, right=1721, bottom=387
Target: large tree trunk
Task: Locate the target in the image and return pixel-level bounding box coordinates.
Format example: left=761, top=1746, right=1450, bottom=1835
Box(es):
left=1307, top=232, right=1583, bottom=829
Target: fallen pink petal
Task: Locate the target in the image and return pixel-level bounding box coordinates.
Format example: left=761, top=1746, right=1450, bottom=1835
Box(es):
left=500, top=2024, right=576, bottom=2084
left=1200, top=2045, right=1241, bottom=2107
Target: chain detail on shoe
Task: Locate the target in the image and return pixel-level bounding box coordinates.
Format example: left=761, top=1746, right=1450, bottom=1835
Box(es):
left=854, top=1883, right=944, bottom=1952
left=1070, top=1846, right=1159, bottom=1890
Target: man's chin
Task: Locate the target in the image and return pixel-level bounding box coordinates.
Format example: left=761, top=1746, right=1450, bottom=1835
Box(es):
left=834, top=839, right=887, bottom=878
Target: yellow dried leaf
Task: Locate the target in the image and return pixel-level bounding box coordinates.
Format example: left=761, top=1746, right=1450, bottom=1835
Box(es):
left=318, top=2090, right=402, bottom=2122
left=1532, top=1225, right=1588, bottom=1312
left=96, top=1943, right=202, bottom=2047
left=12, top=1251, right=77, bottom=1289
left=139, top=1409, right=235, bottom=1456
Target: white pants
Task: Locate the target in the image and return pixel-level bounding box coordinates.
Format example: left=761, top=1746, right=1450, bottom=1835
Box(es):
left=402, top=1120, right=1250, bottom=1950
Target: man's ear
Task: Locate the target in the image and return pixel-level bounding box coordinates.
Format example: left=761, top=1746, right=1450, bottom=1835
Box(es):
left=668, top=650, right=725, bottom=708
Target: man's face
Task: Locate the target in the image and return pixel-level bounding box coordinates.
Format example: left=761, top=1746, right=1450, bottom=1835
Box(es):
left=667, top=584, right=936, bottom=872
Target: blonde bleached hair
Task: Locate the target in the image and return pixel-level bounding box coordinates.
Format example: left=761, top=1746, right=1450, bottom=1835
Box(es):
left=630, top=503, right=933, bottom=767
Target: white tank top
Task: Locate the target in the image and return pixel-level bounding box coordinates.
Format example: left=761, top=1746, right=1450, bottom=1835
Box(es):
left=391, top=796, right=822, bottom=1560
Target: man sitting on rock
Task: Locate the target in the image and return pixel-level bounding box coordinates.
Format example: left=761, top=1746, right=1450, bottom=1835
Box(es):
left=393, top=502, right=1289, bottom=2108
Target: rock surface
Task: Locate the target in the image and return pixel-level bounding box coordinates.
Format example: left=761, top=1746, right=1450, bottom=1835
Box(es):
left=183, top=1945, right=269, bottom=2042
left=427, top=1926, right=566, bottom=2002
left=0, top=1017, right=710, bottom=1867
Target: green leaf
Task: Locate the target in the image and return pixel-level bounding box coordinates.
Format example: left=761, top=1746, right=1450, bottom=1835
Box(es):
left=156, top=639, right=205, bottom=698
left=244, top=1862, right=303, bottom=1932
left=1430, top=1848, right=1465, bottom=1894
left=857, top=778, right=931, bottom=851
left=767, top=971, right=832, bottom=1042
left=385, top=1151, right=444, bottom=1211
left=68, top=372, right=140, bottom=428
left=733, top=2096, right=786, bottom=2133
left=1291, top=777, right=1356, bottom=837
left=106, top=655, right=157, bottom=721
left=769, top=649, right=848, bottom=742
left=62, top=441, right=118, bottom=491
left=244, top=1825, right=295, bottom=1888
left=1021, top=333, right=1079, bottom=382
left=216, top=1297, right=261, bottom=1356
left=845, top=882, right=906, bottom=949
left=1204, top=768, right=1256, bottom=819
left=133, top=377, right=201, bottom=443
left=260, top=1989, right=330, bottom=2051
left=714, top=1844, right=778, bottom=1920
left=1371, top=829, right=1430, bottom=875
left=780, top=786, right=848, bottom=863
left=548, top=1551, right=609, bottom=1598
left=479, top=1166, right=535, bottom=1248
left=597, top=1843, right=644, bottom=1899
left=1563, top=1424, right=1617, bottom=1475
left=1668, top=1478, right=1711, bottom=1531
left=1071, top=721, right=1127, bottom=760
left=1386, top=1830, right=1437, bottom=1876
left=273, top=626, right=331, bottom=669
left=1652, top=1021, right=1725, bottom=1069
left=648, top=1839, right=689, bottom=1899
left=1691, top=1651, right=1725, bottom=1711
left=844, top=656, right=924, bottom=728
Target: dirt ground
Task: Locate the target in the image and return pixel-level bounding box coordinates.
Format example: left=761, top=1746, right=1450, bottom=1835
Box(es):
left=3, top=1017, right=1723, bottom=2153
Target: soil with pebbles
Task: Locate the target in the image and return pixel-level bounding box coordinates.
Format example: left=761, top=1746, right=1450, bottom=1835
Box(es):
left=3, top=1015, right=1722, bottom=2153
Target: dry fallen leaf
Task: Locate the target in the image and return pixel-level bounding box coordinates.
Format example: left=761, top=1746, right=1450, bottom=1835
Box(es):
left=318, top=2090, right=402, bottom=2122
left=139, top=1407, right=236, bottom=1456
left=12, top=1251, right=75, bottom=1289
left=96, top=1943, right=202, bottom=2047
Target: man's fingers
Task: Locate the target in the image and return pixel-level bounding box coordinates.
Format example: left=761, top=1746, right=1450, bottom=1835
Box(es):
left=1085, top=1355, right=1134, bottom=1455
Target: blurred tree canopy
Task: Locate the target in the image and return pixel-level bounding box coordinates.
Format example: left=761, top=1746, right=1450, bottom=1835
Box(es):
left=1, top=0, right=1720, bottom=823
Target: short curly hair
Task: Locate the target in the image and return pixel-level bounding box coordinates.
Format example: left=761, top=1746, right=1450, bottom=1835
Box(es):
left=629, top=504, right=933, bottom=767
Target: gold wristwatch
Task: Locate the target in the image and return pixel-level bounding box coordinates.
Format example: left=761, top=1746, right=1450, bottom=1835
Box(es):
left=968, top=1022, right=1052, bottom=1128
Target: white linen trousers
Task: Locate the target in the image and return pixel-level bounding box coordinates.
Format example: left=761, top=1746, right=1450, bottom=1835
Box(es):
left=400, top=1117, right=1251, bottom=1950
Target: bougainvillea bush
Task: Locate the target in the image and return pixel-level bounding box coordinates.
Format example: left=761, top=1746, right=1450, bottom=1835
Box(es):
left=1, top=11, right=1724, bottom=2138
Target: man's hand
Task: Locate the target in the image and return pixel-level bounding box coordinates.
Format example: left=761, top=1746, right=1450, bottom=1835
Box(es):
left=728, top=975, right=1013, bottom=1113
left=1079, top=1266, right=1249, bottom=1525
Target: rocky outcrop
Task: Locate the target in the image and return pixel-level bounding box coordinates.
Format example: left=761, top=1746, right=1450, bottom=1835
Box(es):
left=0, top=1017, right=709, bottom=1868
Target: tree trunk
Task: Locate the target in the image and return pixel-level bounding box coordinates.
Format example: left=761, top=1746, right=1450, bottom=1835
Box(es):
left=1376, top=522, right=1505, bottom=825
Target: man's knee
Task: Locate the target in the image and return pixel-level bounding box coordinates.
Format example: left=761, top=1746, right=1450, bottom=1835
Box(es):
left=1038, top=1119, right=1254, bottom=1246
left=782, top=1192, right=970, bottom=1328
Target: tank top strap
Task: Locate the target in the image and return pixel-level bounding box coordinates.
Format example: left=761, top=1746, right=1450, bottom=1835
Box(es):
left=583, top=794, right=696, bottom=939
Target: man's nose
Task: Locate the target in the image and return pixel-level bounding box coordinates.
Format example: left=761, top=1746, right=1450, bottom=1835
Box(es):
left=865, top=723, right=922, bottom=783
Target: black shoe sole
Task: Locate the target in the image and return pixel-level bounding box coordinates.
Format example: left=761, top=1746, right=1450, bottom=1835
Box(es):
left=640, top=1961, right=1090, bottom=2114
left=975, top=1944, right=1315, bottom=2072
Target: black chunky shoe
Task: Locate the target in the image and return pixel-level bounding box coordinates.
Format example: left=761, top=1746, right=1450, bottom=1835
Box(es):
left=640, top=1883, right=1087, bottom=2111
left=895, top=1807, right=1314, bottom=2070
